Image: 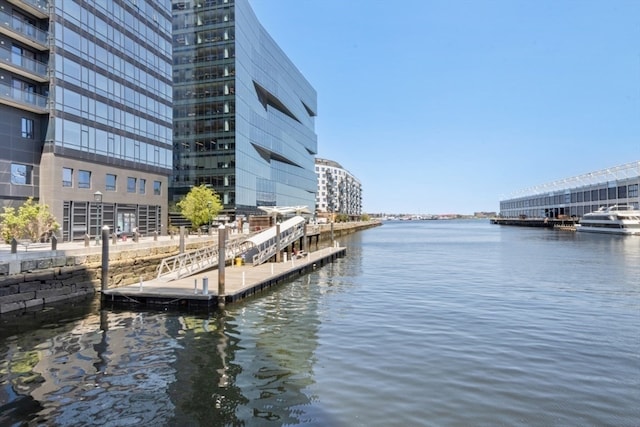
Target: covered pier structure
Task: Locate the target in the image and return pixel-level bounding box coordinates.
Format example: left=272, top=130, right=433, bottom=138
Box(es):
left=499, top=161, right=640, bottom=220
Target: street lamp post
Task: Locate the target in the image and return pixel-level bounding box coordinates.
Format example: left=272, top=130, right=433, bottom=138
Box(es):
left=94, top=191, right=103, bottom=245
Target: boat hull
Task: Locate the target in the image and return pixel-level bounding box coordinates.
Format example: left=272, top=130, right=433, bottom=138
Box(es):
left=577, top=204, right=640, bottom=236
left=575, top=226, right=640, bottom=236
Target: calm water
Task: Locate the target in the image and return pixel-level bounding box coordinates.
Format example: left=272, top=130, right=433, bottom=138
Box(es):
left=1, top=220, right=639, bottom=426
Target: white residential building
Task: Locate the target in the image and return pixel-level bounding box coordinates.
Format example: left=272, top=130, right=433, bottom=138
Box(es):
left=315, top=158, right=362, bottom=220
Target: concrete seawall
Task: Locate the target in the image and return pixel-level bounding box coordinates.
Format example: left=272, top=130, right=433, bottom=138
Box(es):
left=0, top=221, right=381, bottom=314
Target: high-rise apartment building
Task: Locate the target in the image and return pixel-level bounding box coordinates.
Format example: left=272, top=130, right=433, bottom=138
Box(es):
left=315, top=158, right=362, bottom=221
left=0, top=1, right=173, bottom=241
left=171, top=0, right=318, bottom=220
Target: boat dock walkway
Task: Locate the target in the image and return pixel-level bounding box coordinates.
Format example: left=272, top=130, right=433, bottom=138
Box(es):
left=102, top=246, right=346, bottom=310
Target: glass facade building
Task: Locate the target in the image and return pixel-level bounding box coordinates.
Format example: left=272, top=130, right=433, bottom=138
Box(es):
left=0, top=0, right=173, bottom=240
left=499, top=162, right=640, bottom=218
left=171, top=0, right=318, bottom=220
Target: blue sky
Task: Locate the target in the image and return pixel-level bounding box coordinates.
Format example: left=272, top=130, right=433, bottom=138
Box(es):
left=250, top=0, right=640, bottom=215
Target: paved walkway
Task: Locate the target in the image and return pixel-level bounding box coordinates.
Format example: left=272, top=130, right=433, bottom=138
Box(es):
left=0, top=233, right=222, bottom=262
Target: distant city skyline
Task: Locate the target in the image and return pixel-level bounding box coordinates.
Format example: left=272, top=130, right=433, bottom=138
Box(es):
left=250, top=0, right=640, bottom=214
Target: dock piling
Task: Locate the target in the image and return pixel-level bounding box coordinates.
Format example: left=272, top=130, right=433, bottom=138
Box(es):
left=101, top=226, right=109, bottom=292
left=218, top=225, right=226, bottom=296
left=179, top=226, right=185, bottom=253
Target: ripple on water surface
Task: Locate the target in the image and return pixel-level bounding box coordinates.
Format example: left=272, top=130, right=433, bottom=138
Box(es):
left=1, top=221, right=639, bottom=426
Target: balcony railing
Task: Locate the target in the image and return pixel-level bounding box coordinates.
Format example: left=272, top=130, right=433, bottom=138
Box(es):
left=0, top=9, right=48, bottom=47
left=0, top=44, right=47, bottom=78
left=7, top=0, right=49, bottom=18
left=0, top=80, right=48, bottom=110
left=20, top=0, right=49, bottom=11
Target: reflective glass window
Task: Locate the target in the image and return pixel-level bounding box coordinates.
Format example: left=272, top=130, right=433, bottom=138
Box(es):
left=127, top=177, right=136, bottom=193
left=21, top=118, right=34, bottom=138
left=11, top=163, right=31, bottom=185
left=106, top=174, right=116, bottom=191
left=63, top=167, right=73, bottom=187
left=78, top=170, right=91, bottom=189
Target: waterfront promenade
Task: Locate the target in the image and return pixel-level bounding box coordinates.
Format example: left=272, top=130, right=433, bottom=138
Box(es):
left=0, top=232, right=213, bottom=262
left=0, top=220, right=378, bottom=261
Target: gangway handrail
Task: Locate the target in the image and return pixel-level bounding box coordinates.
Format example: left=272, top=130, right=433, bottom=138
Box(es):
left=156, top=236, right=253, bottom=281
left=155, top=216, right=306, bottom=281
left=249, top=216, right=306, bottom=266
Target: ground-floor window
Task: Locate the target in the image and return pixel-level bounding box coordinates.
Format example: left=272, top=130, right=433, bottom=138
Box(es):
left=61, top=201, right=161, bottom=241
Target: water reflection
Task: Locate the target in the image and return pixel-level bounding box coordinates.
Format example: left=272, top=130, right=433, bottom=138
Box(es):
left=225, top=273, right=321, bottom=425
left=167, top=311, right=245, bottom=425
left=0, top=264, right=350, bottom=425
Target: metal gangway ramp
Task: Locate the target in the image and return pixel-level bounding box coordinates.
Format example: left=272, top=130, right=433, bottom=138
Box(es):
left=244, top=215, right=306, bottom=266
left=155, top=236, right=251, bottom=282
left=155, top=216, right=306, bottom=281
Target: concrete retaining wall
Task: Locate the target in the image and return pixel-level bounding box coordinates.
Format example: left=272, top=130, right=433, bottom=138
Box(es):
left=0, top=242, right=207, bottom=314
left=317, top=220, right=380, bottom=242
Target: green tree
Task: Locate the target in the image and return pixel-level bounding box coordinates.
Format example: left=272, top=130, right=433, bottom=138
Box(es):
left=177, top=185, right=223, bottom=229
left=0, top=198, right=60, bottom=243
left=361, top=213, right=371, bottom=221
left=335, top=213, right=349, bottom=223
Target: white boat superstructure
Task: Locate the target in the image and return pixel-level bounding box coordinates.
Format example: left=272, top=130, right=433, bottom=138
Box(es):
left=576, top=204, right=640, bottom=235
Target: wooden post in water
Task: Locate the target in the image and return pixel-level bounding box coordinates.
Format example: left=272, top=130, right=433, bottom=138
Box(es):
left=218, top=224, right=226, bottom=307
left=276, top=223, right=281, bottom=263
left=302, top=224, right=308, bottom=253
left=101, top=226, right=110, bottom=292
left=330, top=221, right=334, bottom=245
left=179, top=226, right=185, bottom=253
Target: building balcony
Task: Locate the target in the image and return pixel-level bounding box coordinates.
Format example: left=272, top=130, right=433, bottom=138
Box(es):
left=0, top=44, right=48, bottom=82
left=6, top=0, right=49, bottom=19
left=0, top=80, right=48, bottom=113
left=0, top=9, right=49, bottom=50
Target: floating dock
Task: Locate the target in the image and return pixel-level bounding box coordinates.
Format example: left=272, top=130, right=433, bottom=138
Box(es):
left=102, top=246, right=345, bottom=310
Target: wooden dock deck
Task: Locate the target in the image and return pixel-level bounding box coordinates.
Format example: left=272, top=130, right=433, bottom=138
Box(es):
left=102, top=246, right=346, bottom=310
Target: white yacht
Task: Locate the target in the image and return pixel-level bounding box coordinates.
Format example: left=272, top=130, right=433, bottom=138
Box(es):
left=576, top=205, right=640, bottom=235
